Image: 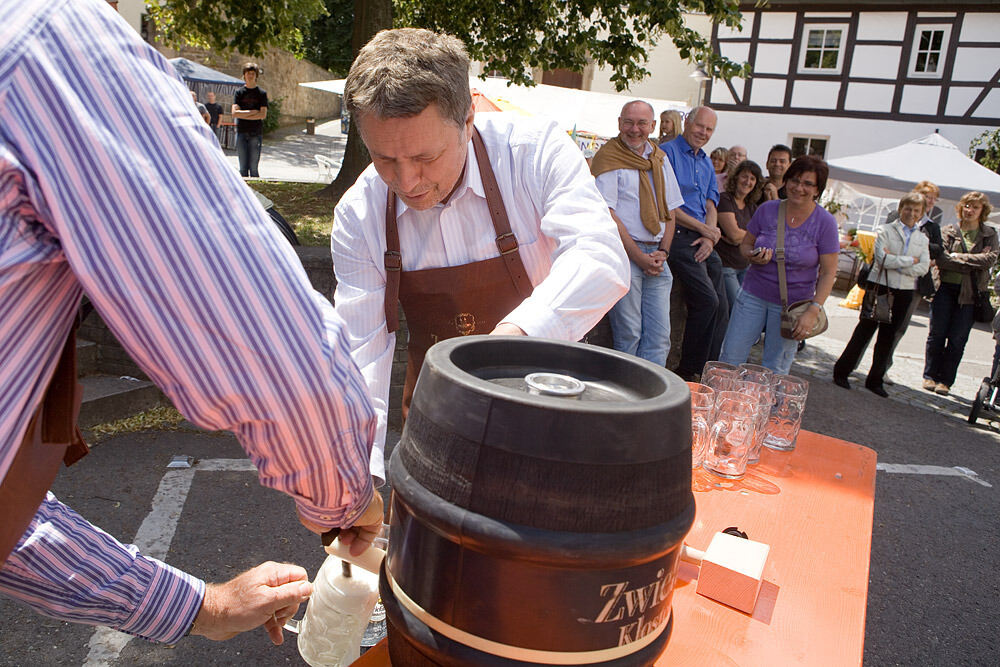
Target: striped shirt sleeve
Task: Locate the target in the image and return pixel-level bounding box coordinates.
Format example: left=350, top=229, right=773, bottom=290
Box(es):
left=0, top=494, right=204, bottom=644
left=0, top=0, right=377, bottom=629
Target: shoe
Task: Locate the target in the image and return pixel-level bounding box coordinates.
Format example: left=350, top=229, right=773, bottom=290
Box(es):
left=934, top=383, right=950, bottom=395
left=884, top=374, right=895, bottom=387
left=832, top=376, right=851, bottom=390
left=865, top=384, right=889, bottom=398
left=922, top=379, right=936, bottom=391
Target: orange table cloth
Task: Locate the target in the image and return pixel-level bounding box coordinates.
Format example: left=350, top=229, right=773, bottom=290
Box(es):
left=354, top=430, right=877, bottom=666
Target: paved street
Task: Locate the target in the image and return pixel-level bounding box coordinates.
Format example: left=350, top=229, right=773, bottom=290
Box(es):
left=2, top=125, right=998, bottom=664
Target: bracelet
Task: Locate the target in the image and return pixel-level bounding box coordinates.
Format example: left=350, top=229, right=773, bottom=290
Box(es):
left=810, top=301, right=823, bottom=309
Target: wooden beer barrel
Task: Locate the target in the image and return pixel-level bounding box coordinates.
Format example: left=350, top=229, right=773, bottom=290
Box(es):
left=381, top=336, right=694, bottom=666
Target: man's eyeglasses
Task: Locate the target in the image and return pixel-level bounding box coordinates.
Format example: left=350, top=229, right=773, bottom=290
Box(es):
left=620, top=119, right=653, bottom=130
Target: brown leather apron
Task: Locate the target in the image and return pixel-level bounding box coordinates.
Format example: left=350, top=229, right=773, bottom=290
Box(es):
left=0, top=328, right=89, bottom=565
left=383, top=128, right=534, bottom=418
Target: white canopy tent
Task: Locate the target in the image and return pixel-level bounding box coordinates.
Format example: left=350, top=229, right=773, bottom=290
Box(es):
left=299, top=77, right=688, bottom=139
left=826, top=133, right=1000, bottom=230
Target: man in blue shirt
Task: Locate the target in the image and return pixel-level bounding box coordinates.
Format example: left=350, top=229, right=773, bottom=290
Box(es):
left=660, top=106, right=727, bottom=381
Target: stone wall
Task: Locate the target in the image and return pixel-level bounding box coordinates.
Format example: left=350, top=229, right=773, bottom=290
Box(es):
left=158, top=45, right=342, bottom=125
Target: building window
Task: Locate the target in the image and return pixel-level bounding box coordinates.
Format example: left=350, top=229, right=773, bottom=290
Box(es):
left=791, top=136, right=828, bottom=159
left=800, top=25, right=845, bottom=73
left=909, top=26, right=950, bottom=78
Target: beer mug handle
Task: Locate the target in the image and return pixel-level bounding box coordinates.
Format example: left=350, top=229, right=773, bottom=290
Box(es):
left=283, top=617, right=301, bottom=634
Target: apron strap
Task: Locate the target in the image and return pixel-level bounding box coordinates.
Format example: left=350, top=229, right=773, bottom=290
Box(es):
left=470, top=128, right=534, bottom=300
left=384, top=193, right=402, bottom=333
left=382, top=126, right=533, bottom=334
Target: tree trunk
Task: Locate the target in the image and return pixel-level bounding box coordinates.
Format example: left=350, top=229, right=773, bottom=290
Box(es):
left=316, top=0, right=393, bottom=202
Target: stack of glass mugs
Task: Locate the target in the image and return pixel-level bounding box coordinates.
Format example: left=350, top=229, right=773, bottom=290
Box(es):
left=687, top=362, right=809, bottom=479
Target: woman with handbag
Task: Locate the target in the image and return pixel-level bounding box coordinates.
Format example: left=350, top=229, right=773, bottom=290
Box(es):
left=833, top=193, right=931, bottom=396
left=719, top=155, right=840, bottom=374
left=922, top=191, right=997, bottom=395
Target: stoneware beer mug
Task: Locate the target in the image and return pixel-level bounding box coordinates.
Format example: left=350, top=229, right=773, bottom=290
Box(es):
left=686, top=382, right=715, bottom=469
left=702, top=391, right=757, bottom=479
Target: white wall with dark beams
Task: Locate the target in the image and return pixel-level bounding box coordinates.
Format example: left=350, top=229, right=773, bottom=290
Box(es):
left=707, top=5, right=1000, bottom=165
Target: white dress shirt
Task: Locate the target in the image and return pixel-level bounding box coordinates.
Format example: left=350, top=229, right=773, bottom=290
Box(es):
left=593, top=142, right=684, bottom=243
left=332, top=113, right=629, bottom=481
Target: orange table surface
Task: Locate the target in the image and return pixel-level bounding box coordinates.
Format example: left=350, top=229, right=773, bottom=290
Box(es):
left=353, top=430, right=877, bottom=666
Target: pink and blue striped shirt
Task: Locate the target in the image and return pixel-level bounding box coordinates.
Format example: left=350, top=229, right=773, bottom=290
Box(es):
left=0, top=0, right=375, bottom=643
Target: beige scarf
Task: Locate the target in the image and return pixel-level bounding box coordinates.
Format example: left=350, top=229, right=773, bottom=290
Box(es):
left=591, top=137, right=670, bottom=236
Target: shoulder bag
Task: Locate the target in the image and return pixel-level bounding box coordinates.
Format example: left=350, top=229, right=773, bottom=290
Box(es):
left=859, top=258, right=893, bottom=324
left=777, top=201, right=829, bottom=339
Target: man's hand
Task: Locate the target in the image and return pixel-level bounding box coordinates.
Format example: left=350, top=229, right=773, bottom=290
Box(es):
left=490, top=322, right=527, bottom=336
left=297, top=488, right=385, bottom=556
left=700, top=225, right=722, bottom=244
left=637, top=250, right=666, bottom=276
left=189, top=562, right=312, bottom=645
left=763, top=182, right=779, bottom=201
left=336, top=491, right=385, bottom=556
left=692, top=237, right=715, bottom=263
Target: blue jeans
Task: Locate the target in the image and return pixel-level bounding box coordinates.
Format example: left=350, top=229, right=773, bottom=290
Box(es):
left=924, top=282, right=976, bottom=387
left=609, top=243, right=673, bottom=366
left=719, top=290, right=799, bottom=375
left=721, top=266, right=747, bottom=315
left=237, top=132, right=262, bottom=177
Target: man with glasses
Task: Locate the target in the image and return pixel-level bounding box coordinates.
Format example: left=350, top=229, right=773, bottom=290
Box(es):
left=660, top=106, right=727, bottom=380
left=592, top=101, right=683, bottom=365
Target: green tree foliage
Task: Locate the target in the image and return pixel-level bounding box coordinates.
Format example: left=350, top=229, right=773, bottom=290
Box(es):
left=396, top=0, right=750, bottom=91
left=148, top=0, right=327, bottom=56
left=970, top=128, right=1000, bottom=173
left=304, top=0, right=356, bottom=76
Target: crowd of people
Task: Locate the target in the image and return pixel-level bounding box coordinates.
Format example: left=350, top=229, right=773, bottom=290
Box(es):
left=595, top=105, right=843, bottom=379
left=597, top=103, right=996, bottom=397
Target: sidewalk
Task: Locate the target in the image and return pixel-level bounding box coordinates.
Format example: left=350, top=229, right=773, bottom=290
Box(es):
left=223, top=118, right=347, bottom=183
left=790, top=292, right=997, bottom=429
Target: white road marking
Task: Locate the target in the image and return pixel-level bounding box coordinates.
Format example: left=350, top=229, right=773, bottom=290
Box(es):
left=83, top=458, right=257, bottom=666
left=877, top=463, right=992, bottom=488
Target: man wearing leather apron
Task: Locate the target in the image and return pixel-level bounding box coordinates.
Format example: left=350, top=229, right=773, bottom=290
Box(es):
left=331, top=28, right=630, bottom=485
left=1, top=0, right=382, bottom=647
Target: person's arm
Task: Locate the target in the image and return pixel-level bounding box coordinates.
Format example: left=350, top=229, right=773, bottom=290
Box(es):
left=331, top=187, right=400, bottom=485
left=791, top=252, right=838, bottom=340
left=936, top=234, right=998, bottom=271
left=673, top=206, right=721, bottom=240
left=608, top=208, right=663, bottom=276
left=875, top=227, right=914, bottom=271
left=231, top=107, right=267, bottom=120
left=15, top=8, right=376, bottom=532
left=717, top=211, right=745, bottom=245
left=0, top=495, right=311, bottom=645
left=498, top=120, right=629, bottom=340
left=910, top=238, right=931, bottom=278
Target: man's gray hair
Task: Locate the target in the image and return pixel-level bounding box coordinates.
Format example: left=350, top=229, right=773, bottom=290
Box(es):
left=620, top=100, right=654, bottom=117
left=345, top=28, right=472, bottom=127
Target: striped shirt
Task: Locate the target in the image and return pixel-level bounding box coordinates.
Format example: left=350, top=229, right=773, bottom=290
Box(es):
left=332, top=114, right=630, bottom=480
left=0, top=0, right=375, bottom=642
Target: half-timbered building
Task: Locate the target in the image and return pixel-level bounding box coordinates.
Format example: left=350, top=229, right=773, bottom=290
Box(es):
left=708, top=1, right=1000, bottom=163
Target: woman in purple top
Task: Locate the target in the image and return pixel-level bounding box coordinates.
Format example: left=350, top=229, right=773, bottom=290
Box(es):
left=719, top=155, right=841, bottom=374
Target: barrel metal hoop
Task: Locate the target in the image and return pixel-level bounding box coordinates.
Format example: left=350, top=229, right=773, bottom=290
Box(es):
left=385, top=568, right=670, bottom=665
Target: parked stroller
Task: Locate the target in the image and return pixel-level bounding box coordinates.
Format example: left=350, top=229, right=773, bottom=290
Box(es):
left=968, top=275, right=1000, bottom=425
